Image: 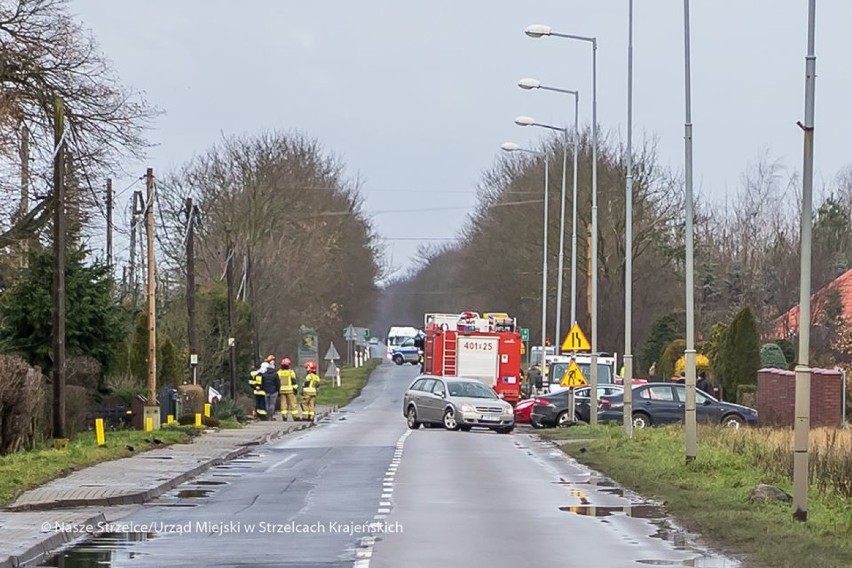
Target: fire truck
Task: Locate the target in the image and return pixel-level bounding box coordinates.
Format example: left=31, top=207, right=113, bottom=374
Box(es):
left=423, top=311, right=523, bottom=404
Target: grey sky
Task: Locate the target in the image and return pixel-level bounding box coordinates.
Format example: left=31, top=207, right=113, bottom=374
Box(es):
left=73, top=1, right=852, bottom=280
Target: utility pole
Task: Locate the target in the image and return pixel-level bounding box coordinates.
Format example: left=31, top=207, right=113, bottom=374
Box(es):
left=185, top=198, right=198, bottom=385
left=106, top=178, right=113, bottom=269
left=145, top=168, right=157, bottom=406
left=793, top=0, right=817, bottom=523
left=51, top=97, right=67, bottom=440
left=226, top=233, right=237, bottom=398
left=19, top=123, right=29, bottom=268
left=622, top=0, right=635, bottom=439
left=586, top=223, right=592, bottom=333
left=247, top=247, right=260, bottom=366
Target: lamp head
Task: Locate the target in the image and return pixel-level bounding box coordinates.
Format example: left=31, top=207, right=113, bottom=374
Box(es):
left=500, top=142, right=520, bottom=152
left=514, top=116, right=535, bottom=127
left=518, top=78, right=541, bottom=90
left=525, top=24, right=552, bottom=38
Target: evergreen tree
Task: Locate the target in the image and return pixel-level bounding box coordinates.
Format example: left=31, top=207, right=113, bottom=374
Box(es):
left=717, top=306, right=761, bottom=399
left=639, top=312, right=683, bottom=377
left=760, top=343, right=788, bottom=369
left=0, top=246, right=124, bottom=374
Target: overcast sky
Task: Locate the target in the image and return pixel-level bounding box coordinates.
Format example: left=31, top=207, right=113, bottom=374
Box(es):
left=73, top=0, right=852, bottom=281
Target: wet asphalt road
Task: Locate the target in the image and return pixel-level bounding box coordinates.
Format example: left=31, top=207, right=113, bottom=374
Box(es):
left=41, top=360, right=738, bottom=568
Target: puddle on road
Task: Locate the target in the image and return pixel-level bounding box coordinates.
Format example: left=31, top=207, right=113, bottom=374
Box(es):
left=191, top=480, right=227, bottom=486
left=176, top=488, right=213, bottom=499
left=559, top=503, right=667, bottom=519
left=38, top=531, right=153, bottom=567
left=146, top=502, right=198, bottom=508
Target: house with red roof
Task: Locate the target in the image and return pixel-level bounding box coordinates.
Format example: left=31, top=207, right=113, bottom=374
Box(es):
left=774, top=268, right=852, bottom=338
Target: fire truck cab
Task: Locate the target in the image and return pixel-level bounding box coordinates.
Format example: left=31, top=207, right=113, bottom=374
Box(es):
left=423, top=311, right=523, bottom=404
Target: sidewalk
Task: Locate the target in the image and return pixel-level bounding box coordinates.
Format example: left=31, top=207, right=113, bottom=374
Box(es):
left=0, top=407, right=334, bottom=568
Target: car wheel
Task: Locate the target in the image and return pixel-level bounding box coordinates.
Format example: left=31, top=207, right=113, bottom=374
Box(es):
left=556, top=410, right=572, bottom=427
left=494, top=426, right=514, bottom=434
left=722, top=414, right=745, bottom=429
left=632, top=412, right=651, bottom=429
left=393, top=355, right=404, bottom=365
left=459, top=426, right=472, bottom=432
left=406, top=406, right=421, bottom=429
left=443, top=408, right=459, bottom=431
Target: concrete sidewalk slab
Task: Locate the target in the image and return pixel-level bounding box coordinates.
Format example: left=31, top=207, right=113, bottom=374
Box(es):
left=0, top=408, right=333, bottom=567
left=5, top=407, right=333, bottom=513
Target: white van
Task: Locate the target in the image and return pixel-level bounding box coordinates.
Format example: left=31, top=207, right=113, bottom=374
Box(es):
left=386, top=326, right=420, bottom=358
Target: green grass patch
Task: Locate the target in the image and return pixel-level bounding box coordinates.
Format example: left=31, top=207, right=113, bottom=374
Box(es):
left=316, top=359, right=381, bottom=408
left=542, top=424, right=852, bottom=568
left=0, top=428, right=192, bottom=507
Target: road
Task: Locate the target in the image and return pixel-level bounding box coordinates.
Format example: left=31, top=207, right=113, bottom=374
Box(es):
left=40, top=361, right=736, bottom=568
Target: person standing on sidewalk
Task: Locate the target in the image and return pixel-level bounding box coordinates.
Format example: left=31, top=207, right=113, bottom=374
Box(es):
left=250, top=362, right=269, bottom=420
left=278, top=357, right=301, bottom=421
left=302, top=361, right=321, bottom=421
left=261, top=357, right=280, bottom=421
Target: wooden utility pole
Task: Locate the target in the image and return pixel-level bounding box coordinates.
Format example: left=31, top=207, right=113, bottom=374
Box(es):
left=51, top=97, right=67, bottom=440
left=226, top=233, right=237, bottom=398
left=145, top=168, right=157, bottom=404
left=247, top=247, right=260, bottom=366
left=106, top=178, right=113, bottom=268
left=19, top=123, right=29, bottom=268
left=185, top=198, right=198, bottom=385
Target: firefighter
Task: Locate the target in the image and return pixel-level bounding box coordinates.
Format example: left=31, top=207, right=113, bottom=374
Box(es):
left=250, top=361, right=271, bottom=420
left=278, top=357, right=301, bottom=421
left=302, top=361, right=321, bottom=421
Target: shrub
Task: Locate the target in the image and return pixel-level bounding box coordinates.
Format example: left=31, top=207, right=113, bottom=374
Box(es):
left=211, top=398, right=247, bottom=422
left=659, top=339, right=686, bottom=380
left=639, top=313, right=684, bottom=377
left=0, top=355, right=46, bottom=454
left=760, top=343, right=788, bottom=369
left=736, top=384, right=757, bottom=407
left=177, top=414, right=220, bottom=428
left=177, top=384, right=205, bottom=415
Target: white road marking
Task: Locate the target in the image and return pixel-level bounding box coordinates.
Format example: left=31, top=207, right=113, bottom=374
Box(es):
left=264, top=454, right=296, bottom=473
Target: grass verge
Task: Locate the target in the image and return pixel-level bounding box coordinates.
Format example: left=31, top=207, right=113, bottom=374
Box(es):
left=541, top=424, right=852, bottom=568
left=0, top=427, right=193, bottom=507
left=316, top=359, right=381, bottom=408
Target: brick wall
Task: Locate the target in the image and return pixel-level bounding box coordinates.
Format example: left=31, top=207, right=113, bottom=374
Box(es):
left=756, top=368, right=844, bottom=428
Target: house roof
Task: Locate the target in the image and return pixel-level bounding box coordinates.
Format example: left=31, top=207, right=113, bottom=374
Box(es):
left=774, top=268, right=852, bottom=337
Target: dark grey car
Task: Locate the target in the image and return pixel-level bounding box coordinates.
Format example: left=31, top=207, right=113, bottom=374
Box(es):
left=403, top=376, right=514, bottom=433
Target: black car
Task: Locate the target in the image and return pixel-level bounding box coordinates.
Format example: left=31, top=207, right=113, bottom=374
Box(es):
left=598, top=383, right=759, bottom=429
left=530, top=385, right=625, bottom=427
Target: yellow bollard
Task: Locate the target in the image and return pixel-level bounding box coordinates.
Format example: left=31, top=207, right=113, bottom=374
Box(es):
left=145, top=417, right=153, bottom=432
left=195, top=413, right=203, bottom=428
left=95, top=418, right=106, bottom=446
left=166, top=415, right=174, bottom=424
left=204, top=403, right=211, bottom=418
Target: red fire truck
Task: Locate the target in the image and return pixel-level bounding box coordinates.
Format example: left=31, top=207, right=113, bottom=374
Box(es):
left=423, top=311, right=523, bottom=404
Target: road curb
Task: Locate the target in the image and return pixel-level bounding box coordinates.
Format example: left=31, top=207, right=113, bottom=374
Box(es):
left=4, top=408, right=335, bottom=514
left=0, top=511, right=106, bottom=568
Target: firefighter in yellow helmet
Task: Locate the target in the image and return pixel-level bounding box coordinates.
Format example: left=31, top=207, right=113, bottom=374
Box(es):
left=278, top=357, right=301, bottom=421
left=302, top=361, right=321, bottom=421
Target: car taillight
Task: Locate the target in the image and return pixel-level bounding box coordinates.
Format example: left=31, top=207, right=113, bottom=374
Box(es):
left=533, top=398, right=549, bottom=406
left=600, top=399, right=611, bottom=409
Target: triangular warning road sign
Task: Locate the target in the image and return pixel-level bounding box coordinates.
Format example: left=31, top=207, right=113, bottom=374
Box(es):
left=325, top=342, right=340, bottom=361
left=561, top=322, right=591, bottom=352
left=560, top=360, right=588, bottom=388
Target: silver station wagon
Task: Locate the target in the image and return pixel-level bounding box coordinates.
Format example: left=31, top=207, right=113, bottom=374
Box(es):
left=402, top=375, right=515, bottom=434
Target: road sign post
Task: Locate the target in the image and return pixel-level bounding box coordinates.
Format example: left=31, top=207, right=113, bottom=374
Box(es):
left=559, top=359, right=588, bottom=427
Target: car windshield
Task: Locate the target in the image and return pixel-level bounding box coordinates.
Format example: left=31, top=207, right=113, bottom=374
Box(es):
left=447, top=381, right=498, bottom=399
left=549, top=362, right=613, bottom=384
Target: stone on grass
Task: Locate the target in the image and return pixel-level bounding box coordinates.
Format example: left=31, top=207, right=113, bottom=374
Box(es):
left=749, top=484, right=792, bottom=504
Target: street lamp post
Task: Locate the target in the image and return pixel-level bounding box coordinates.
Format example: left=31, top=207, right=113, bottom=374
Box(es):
left=525, top=24, right=600, bottom=425
left=621, top=0, right=635, bottom=439
left=793, top=0, right=817, bottom=523
left=518, top=79, right=581, bottom=342
left=683, top=0, right=698, bottom=463
left=501, top=142, right=549, bottom=372
left=514, top=111, right=573, bottom=347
